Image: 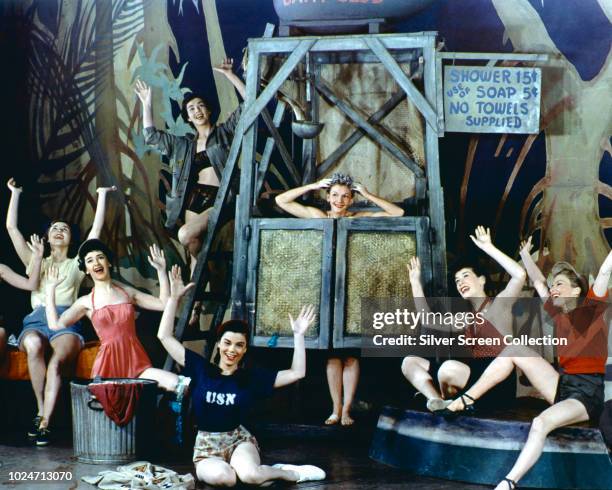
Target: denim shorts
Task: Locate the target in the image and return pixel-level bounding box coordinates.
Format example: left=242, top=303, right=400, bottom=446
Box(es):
left=18, top=306, right=84, bottom=347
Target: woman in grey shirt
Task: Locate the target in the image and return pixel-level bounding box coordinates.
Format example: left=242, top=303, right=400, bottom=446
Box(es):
left=135, top=59, right=244, bottom=281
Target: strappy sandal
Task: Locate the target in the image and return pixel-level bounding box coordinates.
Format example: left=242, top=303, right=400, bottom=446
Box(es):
left=501, top=477, right=516, bottom=489
left=436, top=393, right=476, bottom=419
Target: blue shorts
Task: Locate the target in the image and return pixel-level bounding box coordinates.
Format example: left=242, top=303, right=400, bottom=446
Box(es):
left=18, top=306, right=84, bottom=347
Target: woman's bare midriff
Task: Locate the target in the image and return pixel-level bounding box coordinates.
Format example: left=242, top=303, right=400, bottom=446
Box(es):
left=197, top=167, right=220, bottom=187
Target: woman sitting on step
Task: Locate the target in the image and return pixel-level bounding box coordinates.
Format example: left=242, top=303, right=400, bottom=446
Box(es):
left=401, top=226, right=525, bottom=413
left=276, top=172, right=405, bottom=426
left=158, top=267, right=326, bottom=486
left=444, top=237, right=611, bottom=490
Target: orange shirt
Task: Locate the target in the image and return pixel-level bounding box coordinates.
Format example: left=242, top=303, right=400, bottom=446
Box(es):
left=543, top=288, right=609, bottom=374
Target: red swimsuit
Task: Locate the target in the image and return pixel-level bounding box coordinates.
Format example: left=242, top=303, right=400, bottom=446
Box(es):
left=90, top=285, right=152, bottom=378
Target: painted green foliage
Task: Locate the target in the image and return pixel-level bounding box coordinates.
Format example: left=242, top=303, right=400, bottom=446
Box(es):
left=21, top=0, right=198, bottom=287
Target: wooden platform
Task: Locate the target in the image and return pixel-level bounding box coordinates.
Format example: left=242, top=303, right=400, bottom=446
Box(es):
left=369, top=406, right=612, bottom=489
left=0, top=341, right=100, bottom=381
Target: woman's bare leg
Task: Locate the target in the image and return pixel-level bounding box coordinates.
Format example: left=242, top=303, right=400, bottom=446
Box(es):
left=20, top=332, right=47, bottom=417
left=196, top=458, right=237, bottom=487
left=178, top=209, right=211, bottom=277
left=325, top=358, right=342, bottom=424
left=436, top=360, right=471, bottom=399
left=401, top=356, right=441, bottom=400
left=41, top=334, right=81, bottom=427
left=231, top=442, right=299, bottom=485
left=139, top=367, right=180, bottom=392
left=494, top=399, right=589, bottom=490
left=447, top=346, right=559, bottom=412
left=341, top=357, right=359, bottom=425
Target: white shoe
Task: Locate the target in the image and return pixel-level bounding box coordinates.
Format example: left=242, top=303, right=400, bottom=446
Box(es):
left=273, top=463, right=326, bottom=483
left=426, top=398, right=452, bottom=412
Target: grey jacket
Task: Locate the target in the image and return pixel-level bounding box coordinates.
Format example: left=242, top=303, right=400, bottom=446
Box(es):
left=143, top=104, right=242, bottom=229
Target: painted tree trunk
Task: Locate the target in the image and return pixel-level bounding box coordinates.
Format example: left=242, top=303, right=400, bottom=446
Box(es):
left=202, top=0, right=239, bottom=120
left=492, top=0, right=611, bottom=276
left=94, top=0, right=124, bottom=250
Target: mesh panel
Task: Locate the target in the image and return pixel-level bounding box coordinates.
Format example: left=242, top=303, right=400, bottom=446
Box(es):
left=255, top=229, right=322, bottom=337
left=345, top=231, right=416, bottom=335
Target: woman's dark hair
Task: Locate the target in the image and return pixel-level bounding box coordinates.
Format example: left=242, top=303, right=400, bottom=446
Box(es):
left=77, top=239, right=114, bottom=272
left=450, top=259, right=488, bottom=282
left=550, top=261, right=588, bottom=297
left=328, top=173, right=355, bottom=197
left=215, top=319, right=250, bottom=345
left=181, top=93, right=212, bottom=127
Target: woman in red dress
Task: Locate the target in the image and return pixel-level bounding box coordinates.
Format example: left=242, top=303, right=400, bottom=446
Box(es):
left=44, top=239, right=188, bottom=395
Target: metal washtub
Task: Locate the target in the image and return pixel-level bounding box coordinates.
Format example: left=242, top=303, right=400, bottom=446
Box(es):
left=70, top=378, right=157, bottom=464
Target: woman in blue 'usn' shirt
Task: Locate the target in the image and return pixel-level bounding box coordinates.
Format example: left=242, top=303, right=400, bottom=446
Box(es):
left=157, top=266, right=326, bottom=487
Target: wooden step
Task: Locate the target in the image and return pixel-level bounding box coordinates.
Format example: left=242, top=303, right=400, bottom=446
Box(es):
left=369, top=406, right=612, bottom=489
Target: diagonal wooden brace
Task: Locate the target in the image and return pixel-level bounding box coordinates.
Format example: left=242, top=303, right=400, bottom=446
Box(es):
left=317, top=90, right=407, bottom=176
left=240, top=39, right=315, bottom=133
left=315, top=77, right=424, bottom=178
left=365, top=37, right=440, bottom=134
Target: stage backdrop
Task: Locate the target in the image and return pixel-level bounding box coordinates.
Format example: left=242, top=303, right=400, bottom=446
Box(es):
left=0, top=0, right=609, bottom=313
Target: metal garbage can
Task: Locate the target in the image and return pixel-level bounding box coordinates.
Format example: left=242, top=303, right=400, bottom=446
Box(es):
left=70, top=378, right=158, bottom=464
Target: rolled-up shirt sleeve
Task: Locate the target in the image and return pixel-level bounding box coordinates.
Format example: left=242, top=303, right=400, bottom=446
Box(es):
left=217, top=103, right=243, bottom=140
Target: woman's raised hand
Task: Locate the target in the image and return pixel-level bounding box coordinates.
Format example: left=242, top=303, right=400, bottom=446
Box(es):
left=47, top=265, right=65, bottom=289
left=406, top=256, right=421, bottom=284
left=470, top=225, right=493, bottom=250
left=27, top=234, right=45, bottom=258
left=147, top=244, right=166, bottom=272
left=289, top=304, right=317, bottom=336
left=213, top=57, right=234, bottom=76
left=168, top=265, right=195, bottom=299
left=352, top=182, right=367, bottom=195
left=134, top=79, right=152, bottom=106
left=519, top=236, right=533, bottom=256
left=314, top=178, right=333, bottom=190
left=7, top=178, right=22, bottom=194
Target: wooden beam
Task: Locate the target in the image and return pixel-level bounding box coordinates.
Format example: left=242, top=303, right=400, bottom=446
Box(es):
left=365, top=37, right=440, bottom=133
left=259, top=105, right=300, bottom=185
left=254, top=100, right=289, bottom=200
left=438, top=52, right=548, bottom=62
left=231, top=36, right=264, bottom=318
left=423, top=40, right=447, bottom=296
left=317, top=90, right=406, bottom=176
left=315, top=77, right=424, bottom=178
left=249, top=33, right=437, bottom=55
left=240, top=39, right=315, bottom=132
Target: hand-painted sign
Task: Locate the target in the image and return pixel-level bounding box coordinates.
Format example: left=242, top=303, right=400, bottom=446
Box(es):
left=443, top=66, right=541, bottom=134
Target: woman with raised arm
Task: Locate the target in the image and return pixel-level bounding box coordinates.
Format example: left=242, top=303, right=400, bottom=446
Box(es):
left=0, top=234, right=45, bottom=360
left=45, top=240, right=189, bottom=400
left=6, top=178, right=115, bottom=446
left=158, top=267, right=326, bottom=487
left=401, top=226, right=526, bottom=412
left=444, top=239, right=611, bottom=490
left=276, top=173, right=405, bottom=426
left=134, top=58, right=245, bottom=279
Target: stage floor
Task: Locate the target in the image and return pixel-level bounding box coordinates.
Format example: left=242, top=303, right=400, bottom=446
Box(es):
left=0, top=432, right=496, bottom=489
